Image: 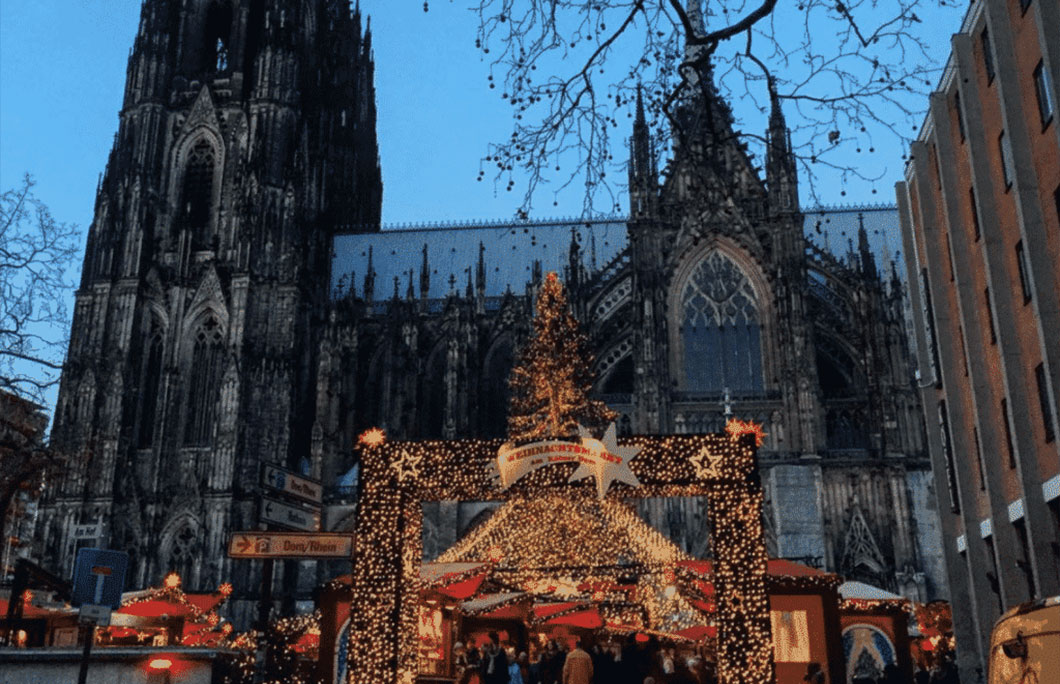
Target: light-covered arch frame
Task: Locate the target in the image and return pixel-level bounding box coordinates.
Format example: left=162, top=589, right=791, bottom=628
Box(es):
left=667, top=238, right=777, bottom=394
left=348, top=432, right=775, bottom=684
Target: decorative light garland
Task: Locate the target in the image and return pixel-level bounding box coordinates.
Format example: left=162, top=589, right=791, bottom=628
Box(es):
left=347, top=423, right=775, bottom=684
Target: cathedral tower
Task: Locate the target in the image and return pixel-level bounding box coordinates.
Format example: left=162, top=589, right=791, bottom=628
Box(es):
left=40, top=0, right=381, bottom=594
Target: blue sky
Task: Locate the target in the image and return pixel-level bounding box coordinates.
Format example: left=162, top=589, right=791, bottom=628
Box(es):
left=1, top=1, right=966, bottom=230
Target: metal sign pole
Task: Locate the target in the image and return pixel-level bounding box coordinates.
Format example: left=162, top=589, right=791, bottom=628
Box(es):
left=253, top=557, right=275, bottom=683
left=77, top=622, right=95, bottom=684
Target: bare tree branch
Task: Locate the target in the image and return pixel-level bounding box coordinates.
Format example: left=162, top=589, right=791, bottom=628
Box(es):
left=437, top=0, right=962, bottom=213
left=0, top=175, right=80, bottom=404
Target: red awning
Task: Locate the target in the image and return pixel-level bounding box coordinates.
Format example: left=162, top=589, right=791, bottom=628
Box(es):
left=544, top=607, right=603, bottom=629
left=675, top=625, right=717, bottom=641
left=0, top=598, right=70, bottom=619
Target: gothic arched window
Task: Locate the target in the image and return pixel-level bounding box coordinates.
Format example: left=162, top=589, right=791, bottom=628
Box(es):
left=203, top=1, right=232, bottom=74
left=137, top=323, right=164, bottom=448
left=164, top=520, right=200, bottom=587
left=680, top=252, right=764, bottom=393
left=184, top=316, right=224, bottom=446
left=180, top=140, right=217, bottom=250
left=419, top=344, right=447, bottom=439
left=480, top=336, right=514, bottom=438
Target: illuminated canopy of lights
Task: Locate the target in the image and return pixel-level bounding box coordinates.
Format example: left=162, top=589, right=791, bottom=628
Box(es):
left=347, top=422, right=775, bottom=684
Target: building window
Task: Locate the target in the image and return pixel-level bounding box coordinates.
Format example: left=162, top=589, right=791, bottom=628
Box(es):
left=984, top=287, right=997, bottom=344
left=680, top=252, right=764, bottom=393
left=933, top=143, right=943, bottom=189
left=946, top=233, right=957, bottom=282
left=137, top=325, right=164, bottom=448
left=203, top=1, right=232, bottom=74
left=922, top=270, right=942, bottom=386
left=981, top=27, right=996, bottom=83
left=1001, top=397, right=1016, bottom=469
left=1016, top=241, right=1032, bottom=302
left=164, top=521, right=199, bottom=588
left=939, top=400, right=960, bottom=513
left=959, top=324, right=970, bottom=377
left=1034, top=61, right=1055, bottom=127
left=955, top=91, right=967, bottom=141
left=973, top=426, right=986, bottom=491
left=180, top=140, right=217, bottom=250
left=1036, top=363, right=1056, bottom=443
left=984, top=536, right=1005, bottom=614
left=970, top=187, right=981, bottom=240
left=184, top=316, right=224, bottom=446
left=999, top=131, right=1014, bottom=188
left=1014, top=519, right=1037, bottom=600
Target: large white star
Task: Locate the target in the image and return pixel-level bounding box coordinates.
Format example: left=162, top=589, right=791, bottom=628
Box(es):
left=568, top=422, right=642, bottom=498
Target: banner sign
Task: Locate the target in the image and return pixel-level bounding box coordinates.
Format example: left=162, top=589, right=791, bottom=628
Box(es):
left=494, top=423, right=641, bottom=498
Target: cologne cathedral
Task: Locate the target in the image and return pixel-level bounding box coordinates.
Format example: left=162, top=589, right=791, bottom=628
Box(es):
left=38, top=0, right=946, bottom=610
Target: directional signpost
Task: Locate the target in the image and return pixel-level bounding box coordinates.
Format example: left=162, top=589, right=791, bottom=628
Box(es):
left=71, top=522, right=102, bottom=541
left=260, top=496, right=321, bottom=532
left=239, top=465, right=328, bottom=683
left=262, top=464, right=323, bottom=504
left=71, top=548, right=128, bottom=684
left=228, top=532, right=353, bottom=559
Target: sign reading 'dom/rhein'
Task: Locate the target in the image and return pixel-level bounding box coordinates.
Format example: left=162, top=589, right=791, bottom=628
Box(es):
left=227, top=532, right=353, bottom=559
left=493, top=422, right=641, bottom=498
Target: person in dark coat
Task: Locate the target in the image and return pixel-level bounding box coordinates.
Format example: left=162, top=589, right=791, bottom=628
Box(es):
left=481, top=632, right=511, bottom=684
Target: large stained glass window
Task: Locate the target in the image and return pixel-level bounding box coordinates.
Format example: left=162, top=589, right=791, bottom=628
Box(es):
left=681, top=252, right=763, bottom=392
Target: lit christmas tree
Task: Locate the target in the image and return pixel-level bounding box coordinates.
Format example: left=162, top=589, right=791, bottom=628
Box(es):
left=507, top=272, right=615, bottom=442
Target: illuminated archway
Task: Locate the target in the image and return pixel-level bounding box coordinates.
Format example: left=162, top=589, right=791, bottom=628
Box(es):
left=348, top=430, right=774, bottom=684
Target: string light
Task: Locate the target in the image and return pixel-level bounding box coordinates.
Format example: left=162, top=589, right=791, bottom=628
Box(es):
left=507, top=272, right=615, bottom=442
left=359, top=427, right=387, bottom=447
left=348, top=431, right=775, bottom=684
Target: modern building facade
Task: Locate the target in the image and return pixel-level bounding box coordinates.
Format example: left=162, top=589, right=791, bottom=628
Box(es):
left=896, top=0, right=1060, bottom=678
left=38, top=1, right=948, bottom=648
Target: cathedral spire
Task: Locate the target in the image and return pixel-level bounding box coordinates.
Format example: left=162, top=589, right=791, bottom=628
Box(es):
left=567, top=227, right=582, bottom=291
left=364, top=246, right=375, bottom=302
left=629, top=85, right=657, bottom=219
left=420, top=243, right=430, bottom=300
left=476, top=241, right=486, bottom=297
left=766, top=77, right=798, bottom=212
left=857, top=213, right=877, bottom=280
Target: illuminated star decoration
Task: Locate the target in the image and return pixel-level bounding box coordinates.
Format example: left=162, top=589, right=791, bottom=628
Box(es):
left=689, top=447, right=723, bottom=480
left=391, top=449, right=422, bottom=483
left=358, top=426, right=387, bottom=447
left=724, top=418, right=768, bottom=447
left=569, top=422, right=642, bottom=498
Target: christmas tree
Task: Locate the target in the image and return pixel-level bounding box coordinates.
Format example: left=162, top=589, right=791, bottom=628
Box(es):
left=507, top=272, right=616, bottom=442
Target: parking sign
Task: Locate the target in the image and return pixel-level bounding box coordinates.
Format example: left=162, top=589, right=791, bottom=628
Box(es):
left=71, top=548, right=128, bottom=609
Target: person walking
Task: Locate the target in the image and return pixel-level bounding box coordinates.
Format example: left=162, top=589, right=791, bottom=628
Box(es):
left=481, top=632, right=511, bottom=684
left=562, top=639, right=594, bottom=684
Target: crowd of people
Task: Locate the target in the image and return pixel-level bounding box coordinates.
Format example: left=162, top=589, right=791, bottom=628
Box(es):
left=452, top=632, right=718, bottom=684
left=450, top=633, right=963, bottom=684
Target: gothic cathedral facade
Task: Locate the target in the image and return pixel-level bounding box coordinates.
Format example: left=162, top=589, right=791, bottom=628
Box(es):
left=39, top=0, right=380, bottom=596
left=40, top=0, right=947, bottom=606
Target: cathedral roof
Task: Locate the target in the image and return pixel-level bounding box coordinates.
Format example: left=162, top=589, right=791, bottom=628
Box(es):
left=804, top=204, right=903, bottom=278
left=332, top=218, right=627, bottom=300
left=330, top=205, right=901, bottom=301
